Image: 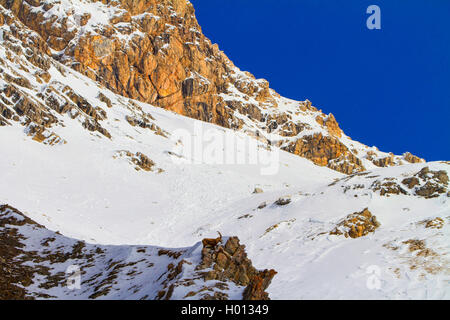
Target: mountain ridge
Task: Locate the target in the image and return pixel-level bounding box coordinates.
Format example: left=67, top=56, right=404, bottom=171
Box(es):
left=0, top=0, right=425, bottom=174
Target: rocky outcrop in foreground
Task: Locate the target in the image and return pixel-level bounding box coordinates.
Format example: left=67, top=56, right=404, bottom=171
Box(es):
left=0, top=204, right=275, bottom=300
left=197, top=234, right=277, bottom=300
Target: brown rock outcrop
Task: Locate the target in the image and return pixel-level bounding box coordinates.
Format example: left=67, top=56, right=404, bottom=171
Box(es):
left=316, top=113, right=342, bottom=138
left=371, top=178, right=408, bottom=196
left=419, top=217, right=445, bottom=230
left=414, top=167, right=449, bottom=198
left=113, top=150, right=161, bottom=172
left=330, top=208, right=380, bottom=238
left=284, top=133, right=364, bottom=174
left=399, top=166, right=449, bottom=198
left=372, top=153, right=395, bottom=167
left=403, top=152, right=425, bottom=164
left=356, top=166, right=449, bottom=199
left=198, top=236, right=277, bottom=300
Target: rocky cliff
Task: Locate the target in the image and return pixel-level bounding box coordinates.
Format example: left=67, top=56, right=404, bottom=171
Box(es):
left=0, top=0, right=424, bottom=174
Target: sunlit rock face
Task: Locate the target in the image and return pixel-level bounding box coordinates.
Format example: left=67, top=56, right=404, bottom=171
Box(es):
left=0, top=0, right=424, bottom=173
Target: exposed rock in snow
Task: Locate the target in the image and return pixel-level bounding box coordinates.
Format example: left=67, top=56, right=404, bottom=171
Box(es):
left=330, top=208, right=380, bottom=239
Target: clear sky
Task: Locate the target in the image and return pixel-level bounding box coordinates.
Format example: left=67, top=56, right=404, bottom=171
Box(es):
left=190, top=0, right=450, bottom=161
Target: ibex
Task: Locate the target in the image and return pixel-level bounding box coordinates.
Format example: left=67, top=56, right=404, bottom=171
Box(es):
left=202, top=231, right=222, bottom=248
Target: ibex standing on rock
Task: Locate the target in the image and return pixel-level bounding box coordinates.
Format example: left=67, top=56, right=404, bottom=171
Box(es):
left=202, top=231, right=222, bottom=248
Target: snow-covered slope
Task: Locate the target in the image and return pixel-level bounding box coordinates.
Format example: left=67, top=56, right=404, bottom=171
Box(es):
left=1, top=63, right=449, bottom=298
left=0, top=204, right=260, bottom=300
left=0, top=2, right=449, bottom=300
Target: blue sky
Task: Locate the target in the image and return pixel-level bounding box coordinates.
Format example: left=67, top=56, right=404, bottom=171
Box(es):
left=190, top=0, right=450, bottom=161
